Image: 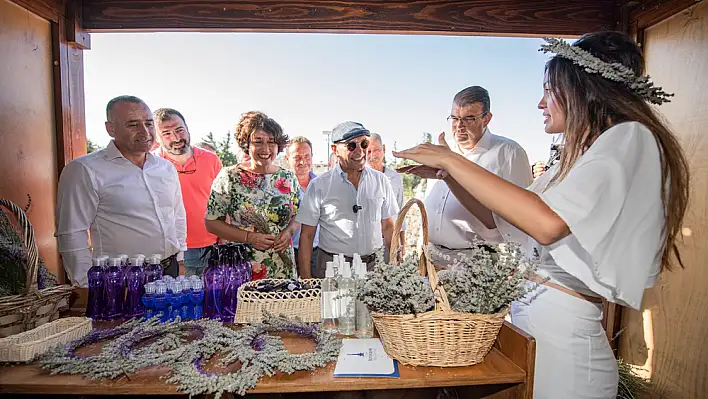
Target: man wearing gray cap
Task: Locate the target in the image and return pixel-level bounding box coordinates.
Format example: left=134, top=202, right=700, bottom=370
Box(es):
left=295, top=121, right=399, bottom=278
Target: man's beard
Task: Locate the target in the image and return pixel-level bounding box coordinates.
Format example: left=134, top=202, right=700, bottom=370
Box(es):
left=167, top=140, right=189, bottom=155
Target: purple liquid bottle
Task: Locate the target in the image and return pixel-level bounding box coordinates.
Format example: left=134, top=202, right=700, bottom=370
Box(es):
left=86, top=257, right=106, bottom=319
left=221, top=257, right=238, bottom=323
left=124, top=256, right=145, bottom=318
left=118, top=254, right=129, bottom=281
left=144, top=255, right=163, bottom=283
left=203, top=255, right=224, bottom=320
left=103, top=257, right=125, bottom=320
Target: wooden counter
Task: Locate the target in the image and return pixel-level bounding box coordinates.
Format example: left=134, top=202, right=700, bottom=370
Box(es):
left=0, top=312, right=534, bottom=398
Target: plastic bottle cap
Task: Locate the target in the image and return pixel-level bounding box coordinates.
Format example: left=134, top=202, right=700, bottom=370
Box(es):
left=91, top=257, right=103, bottom=267
left=109, top=257, right=122, bottom=267
left=177, top=275, right=186, bottom=281
left=341, top=261, right=352, bottom=278
left=191, top=279, right=204, bottom=290
left=325, top=261, right=335, bottom=278
left=129, top=257, right=141, bottom=267
left=172, top=281, right=182, bottom=293
left=148, top=255, right=161, bottom=265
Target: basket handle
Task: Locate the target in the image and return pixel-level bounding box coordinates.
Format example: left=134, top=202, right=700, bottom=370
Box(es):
left=0, top=199, right=40, bottom=295
left=388, top=198, right=451, bottom=313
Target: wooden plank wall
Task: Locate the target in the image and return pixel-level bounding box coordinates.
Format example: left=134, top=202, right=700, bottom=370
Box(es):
left=81, top=0, right=617, bottom=36
left=0, top=0, right=62, bottom=280
left=618, top=2, right=708, bottom=398
left=2, top=0, right=89, bottom=284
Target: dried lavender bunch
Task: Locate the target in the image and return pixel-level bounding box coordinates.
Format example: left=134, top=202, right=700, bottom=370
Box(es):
left=436, top=239, right=540, bottom=314
left=241, top=209, right=294, bottom=272
left=357, top=249, right=435, bottom=315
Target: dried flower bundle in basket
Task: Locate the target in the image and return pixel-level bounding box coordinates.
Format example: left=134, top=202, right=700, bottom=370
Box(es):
left=235, top=278, right=322, bottom=324
left=359, top=199, right=539, bottom=367
left=0, top=199, right=74, bottom=338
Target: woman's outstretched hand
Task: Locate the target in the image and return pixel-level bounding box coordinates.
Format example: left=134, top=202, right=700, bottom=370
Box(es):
left=393, top=132, right=454, bottom=170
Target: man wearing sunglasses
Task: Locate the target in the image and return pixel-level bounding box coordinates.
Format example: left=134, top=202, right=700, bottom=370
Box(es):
left=154, top=108, right=223, bottom=277
left=296, top=121, right=399, bottom=278
left=399, top=86, right=532, bottom=268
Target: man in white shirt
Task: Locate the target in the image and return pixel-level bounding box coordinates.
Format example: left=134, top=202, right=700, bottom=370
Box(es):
left=284, top=136, right=320, bottom=275
left=296, top=121, right=399, bottom=278
left=366, top=133, right=406, bottom=256
left=55, top=95, right=187, bottom=286
left=405, top=86, right=532, bottom=267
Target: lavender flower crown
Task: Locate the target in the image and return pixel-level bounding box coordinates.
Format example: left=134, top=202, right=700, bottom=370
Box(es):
left=539, top=37, right=674, bottom=105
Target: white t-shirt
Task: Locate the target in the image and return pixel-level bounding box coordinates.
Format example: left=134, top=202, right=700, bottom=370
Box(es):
left=499, top=121, right=664, bottom=310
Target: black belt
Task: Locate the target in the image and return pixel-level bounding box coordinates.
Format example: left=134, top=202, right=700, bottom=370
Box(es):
left=320, top=248, right=376, bottom=264
left=160, top=253, right=178, bottom=269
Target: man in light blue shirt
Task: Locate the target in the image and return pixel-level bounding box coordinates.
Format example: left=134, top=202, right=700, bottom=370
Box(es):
left=296, top=122, right=399, bottom=278
left=284, top=136, right=320, bottom=277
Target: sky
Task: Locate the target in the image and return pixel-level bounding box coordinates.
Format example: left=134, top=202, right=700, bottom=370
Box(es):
left=84, top=33, right=557, bottom=164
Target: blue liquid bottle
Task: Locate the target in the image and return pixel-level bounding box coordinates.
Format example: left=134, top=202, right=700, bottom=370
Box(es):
left=190, top=278, right=204, bottom=319
left=153, top=281, right=169, bottom=322
left=142, top=282, right=156, bottom=320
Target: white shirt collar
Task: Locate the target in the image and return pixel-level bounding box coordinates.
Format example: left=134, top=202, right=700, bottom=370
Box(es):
left=105, top=140, right=156, bottom=167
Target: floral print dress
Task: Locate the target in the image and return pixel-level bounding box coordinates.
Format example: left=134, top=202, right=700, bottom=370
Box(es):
left=206, top=165, right=300, bottom=279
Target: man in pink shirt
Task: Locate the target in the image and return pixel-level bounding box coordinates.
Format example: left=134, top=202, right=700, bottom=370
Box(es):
left=154, top=108, right=223, bottom=276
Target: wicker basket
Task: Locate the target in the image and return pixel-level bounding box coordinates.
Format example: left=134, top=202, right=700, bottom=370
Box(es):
left=0, top=199, right=74, bottom=338
left=371, top=198, right=508, bottom=367
left=0, top=316, right=92, bottom=362
left=235, top=279, right=321, bottom=324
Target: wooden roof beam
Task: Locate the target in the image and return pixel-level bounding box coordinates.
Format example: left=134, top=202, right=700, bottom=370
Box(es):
left=81, top=0, right=618, bottom=37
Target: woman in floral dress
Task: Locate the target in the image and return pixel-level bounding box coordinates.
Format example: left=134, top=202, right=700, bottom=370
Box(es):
left=205, top=111, right=301, bottom=279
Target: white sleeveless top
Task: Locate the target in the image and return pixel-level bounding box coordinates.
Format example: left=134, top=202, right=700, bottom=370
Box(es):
left=498, top=121, right=665, bottom=310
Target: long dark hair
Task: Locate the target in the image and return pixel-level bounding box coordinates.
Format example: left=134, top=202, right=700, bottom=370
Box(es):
left=546, top=31, right=690, bottom=271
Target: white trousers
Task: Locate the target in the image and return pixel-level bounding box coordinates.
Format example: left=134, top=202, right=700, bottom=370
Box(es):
left=511, top=285, right=618, bottom=399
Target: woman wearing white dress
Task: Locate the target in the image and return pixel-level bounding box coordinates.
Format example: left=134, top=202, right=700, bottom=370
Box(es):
left=394, top=31, right=690, bottom=398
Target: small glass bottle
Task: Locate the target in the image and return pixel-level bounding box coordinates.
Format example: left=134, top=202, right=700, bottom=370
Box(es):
left=190, top=278, right=205, bottom=319
left=142, top=282, right=156, bottom=320
left=153, top=281, right=169, bottom=322
left=320, top=261, right=338, bottom=334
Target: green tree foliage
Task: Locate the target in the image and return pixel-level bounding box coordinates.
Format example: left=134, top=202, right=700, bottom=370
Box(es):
left=202, top=132, right=238, bottom=167
left=86, top=139, right=103, bottom=154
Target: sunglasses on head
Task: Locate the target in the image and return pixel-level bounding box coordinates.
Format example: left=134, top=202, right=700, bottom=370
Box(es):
left=340, top=140, right=369, bottom=152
